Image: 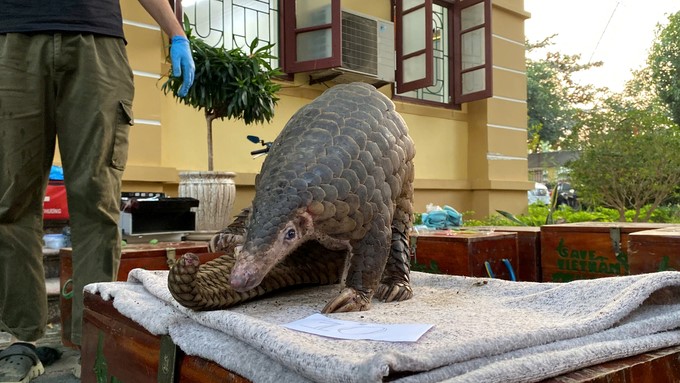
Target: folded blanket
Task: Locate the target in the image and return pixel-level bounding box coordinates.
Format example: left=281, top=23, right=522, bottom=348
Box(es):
left=85, top=270, right=680, bottom=383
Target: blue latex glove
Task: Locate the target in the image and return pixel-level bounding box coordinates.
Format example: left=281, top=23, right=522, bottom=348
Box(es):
left=170, top=36, right=195, bottom=97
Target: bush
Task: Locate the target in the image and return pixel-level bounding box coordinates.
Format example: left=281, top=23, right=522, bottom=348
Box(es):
left=457, top=203, right=680, bottom=227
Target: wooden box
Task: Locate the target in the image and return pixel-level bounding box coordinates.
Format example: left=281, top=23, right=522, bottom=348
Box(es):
left=82, top=291, right=680, bottom=383
left=628, top=226, right=680, bottom=274
left=469, top=226, right=542, bottom=282
left=59, top=241, right=215, bottom=348
left=540, top=222, right=674, bottom=282
left=81, top=291, right=248, bottom=383
left=412, top=231, right=519, bottom=280
left=545, top=345, right=680, bottom=383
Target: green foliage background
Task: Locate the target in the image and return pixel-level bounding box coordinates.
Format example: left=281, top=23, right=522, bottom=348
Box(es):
left=462, top=204, right=680, bottom=227
left=649, top=11, right=680, bottom=126
left=526, top=36, right=603, bottom=152
left=161, top=17, right=281, bottom=125
left=525, top=11, right=680, bottom=219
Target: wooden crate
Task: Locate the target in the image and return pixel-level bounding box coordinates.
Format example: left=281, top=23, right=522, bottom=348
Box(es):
left=469, top=227, right=542, bottom=282
left=412, top=231, right=519, bottom=280
left=497, top=227, right=542, bottom=282
left=540, top=222, right=674, bottom=282
left=81, top=291, right=248, bottom=383
left=628, top=226, right=680, bottom=274
left=81, top=291, right=680, bottom=383
left=544, top=344, right=680, bottom=383
left=59, top=241, right=215, bottom=348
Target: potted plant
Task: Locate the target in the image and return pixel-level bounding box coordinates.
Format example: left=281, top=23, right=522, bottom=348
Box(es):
left=162, top=17, right=281, bottom=232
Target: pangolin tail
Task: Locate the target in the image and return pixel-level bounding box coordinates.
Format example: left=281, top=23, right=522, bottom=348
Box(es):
left=167, top=241, right=348, bottom=311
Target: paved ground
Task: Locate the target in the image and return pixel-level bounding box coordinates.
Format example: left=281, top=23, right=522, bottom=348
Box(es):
left=1, top=324, right=81, bottom=383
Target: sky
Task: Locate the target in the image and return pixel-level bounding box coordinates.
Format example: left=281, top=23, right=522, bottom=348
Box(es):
left=524, top=0, right=679, bottom=93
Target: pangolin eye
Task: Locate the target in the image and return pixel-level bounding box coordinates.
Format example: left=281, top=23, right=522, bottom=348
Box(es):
left=285, top=228, right=296, bottom=240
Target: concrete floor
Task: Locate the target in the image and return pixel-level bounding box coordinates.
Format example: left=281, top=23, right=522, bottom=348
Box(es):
left=1, top=324, right=80, bottom=383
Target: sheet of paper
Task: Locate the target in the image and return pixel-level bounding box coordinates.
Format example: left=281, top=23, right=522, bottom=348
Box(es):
left=283, top=313, right=433, bottom=342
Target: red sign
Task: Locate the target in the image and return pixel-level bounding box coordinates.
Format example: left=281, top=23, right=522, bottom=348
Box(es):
left=44, top=181, right=69, bottom=220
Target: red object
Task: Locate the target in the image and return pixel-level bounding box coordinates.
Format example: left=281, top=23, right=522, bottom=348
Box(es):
left=44, top=181, right=69, bottom=220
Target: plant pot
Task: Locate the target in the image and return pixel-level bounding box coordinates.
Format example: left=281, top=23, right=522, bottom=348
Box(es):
left=178, top=171, right=236, bottom=232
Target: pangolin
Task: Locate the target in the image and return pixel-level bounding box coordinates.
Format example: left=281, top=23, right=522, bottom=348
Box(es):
left=169, top=82, right=415, bottom=313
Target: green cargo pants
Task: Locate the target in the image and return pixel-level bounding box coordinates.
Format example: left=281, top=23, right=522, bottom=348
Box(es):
left=0, top=33, right=134, bottom=344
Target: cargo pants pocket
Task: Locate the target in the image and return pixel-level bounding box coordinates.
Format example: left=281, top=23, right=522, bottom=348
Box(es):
left=110, top=100, right=134, bottom=171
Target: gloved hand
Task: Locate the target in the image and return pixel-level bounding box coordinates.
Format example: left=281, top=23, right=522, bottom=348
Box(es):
left=170, top=36, right=195, bottom=97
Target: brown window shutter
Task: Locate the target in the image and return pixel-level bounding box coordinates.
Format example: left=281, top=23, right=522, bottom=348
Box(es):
left=281, top=0, right=342, bottom=74
left=453, top=0, right=492, bottom=104
left=395, top=0, right=434, bottom=93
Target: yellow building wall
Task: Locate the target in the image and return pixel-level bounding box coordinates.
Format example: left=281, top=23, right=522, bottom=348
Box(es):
left=121, top=2, right=179, bottom=191
left=115, top=0, right=531, bottom=223
left=467, top=0, right=532, bottom=218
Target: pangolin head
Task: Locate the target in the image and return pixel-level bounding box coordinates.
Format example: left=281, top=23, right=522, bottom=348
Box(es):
left=229, top=192, right=314, bottom=292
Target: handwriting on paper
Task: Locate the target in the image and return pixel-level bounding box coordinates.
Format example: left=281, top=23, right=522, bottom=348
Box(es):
left=283, top=313, right=433, bottom=342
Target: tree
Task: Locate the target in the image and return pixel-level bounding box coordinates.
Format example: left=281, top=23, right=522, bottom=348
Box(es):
left=568, top=89, right=680, bottom=222
left=648, top=11, right=680, bottom=126
left=526, top=36, right=604, bottom=152
left=161, top=17, right=281, bottom=171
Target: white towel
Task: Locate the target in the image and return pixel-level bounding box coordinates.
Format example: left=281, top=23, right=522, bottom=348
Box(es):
left=85, top=270, right=680, bottom=383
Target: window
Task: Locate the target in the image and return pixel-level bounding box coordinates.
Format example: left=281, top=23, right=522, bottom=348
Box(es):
left=454, top=0, right=492, bottom=103
left=395, top=0, right=433, bottom=93
left=179, top=0, right=280, bottom=69
left=281, top=0, right=395, bottom=87
left=281, top=0, right=341, bottom=73
left=281, top=0, right=491, bottom=106
left=395, top=1, right=445, bottom=103
left=178, top=0, right=492, bottom=106
left=395, top=0, right=491, bottom=107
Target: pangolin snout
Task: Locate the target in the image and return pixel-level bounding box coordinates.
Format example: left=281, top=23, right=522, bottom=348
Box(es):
left=230, top=260, right=263, bottom=292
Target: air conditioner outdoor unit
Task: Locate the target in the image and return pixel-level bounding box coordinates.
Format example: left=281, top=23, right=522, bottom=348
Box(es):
left=308, top=9, right=395, bottom=86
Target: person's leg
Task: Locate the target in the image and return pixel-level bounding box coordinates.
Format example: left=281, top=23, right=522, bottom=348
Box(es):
left=55, top=33, right=134, bottom=346
left=0, top=32, right=55, bottom=382
left=0, top=32, right=55, bottom=342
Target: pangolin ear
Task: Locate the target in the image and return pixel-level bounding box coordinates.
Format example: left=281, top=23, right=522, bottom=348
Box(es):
left=297, top=211, right=314, bottom=235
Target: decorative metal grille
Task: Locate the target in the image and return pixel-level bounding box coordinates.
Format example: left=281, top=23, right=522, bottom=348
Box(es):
left=182, top=0, right=279, bottom=68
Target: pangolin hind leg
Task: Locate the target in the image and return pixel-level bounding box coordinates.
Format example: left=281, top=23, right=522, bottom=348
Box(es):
left=376, top=177, right=414, bottom=302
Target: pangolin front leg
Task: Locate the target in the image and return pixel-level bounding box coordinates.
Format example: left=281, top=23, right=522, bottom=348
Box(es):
left=321, top=218, right=392, bottom=313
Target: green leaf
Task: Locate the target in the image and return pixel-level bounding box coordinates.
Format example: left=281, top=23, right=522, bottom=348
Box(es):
left=249, top=37, right=260, bottom=53
left=496, top=210, right=526, bottom=226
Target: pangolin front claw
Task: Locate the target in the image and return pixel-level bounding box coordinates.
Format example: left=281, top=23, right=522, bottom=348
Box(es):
left=321, top=287, right=372, bottom=313
left=375, top=282, right=413, bottom=302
